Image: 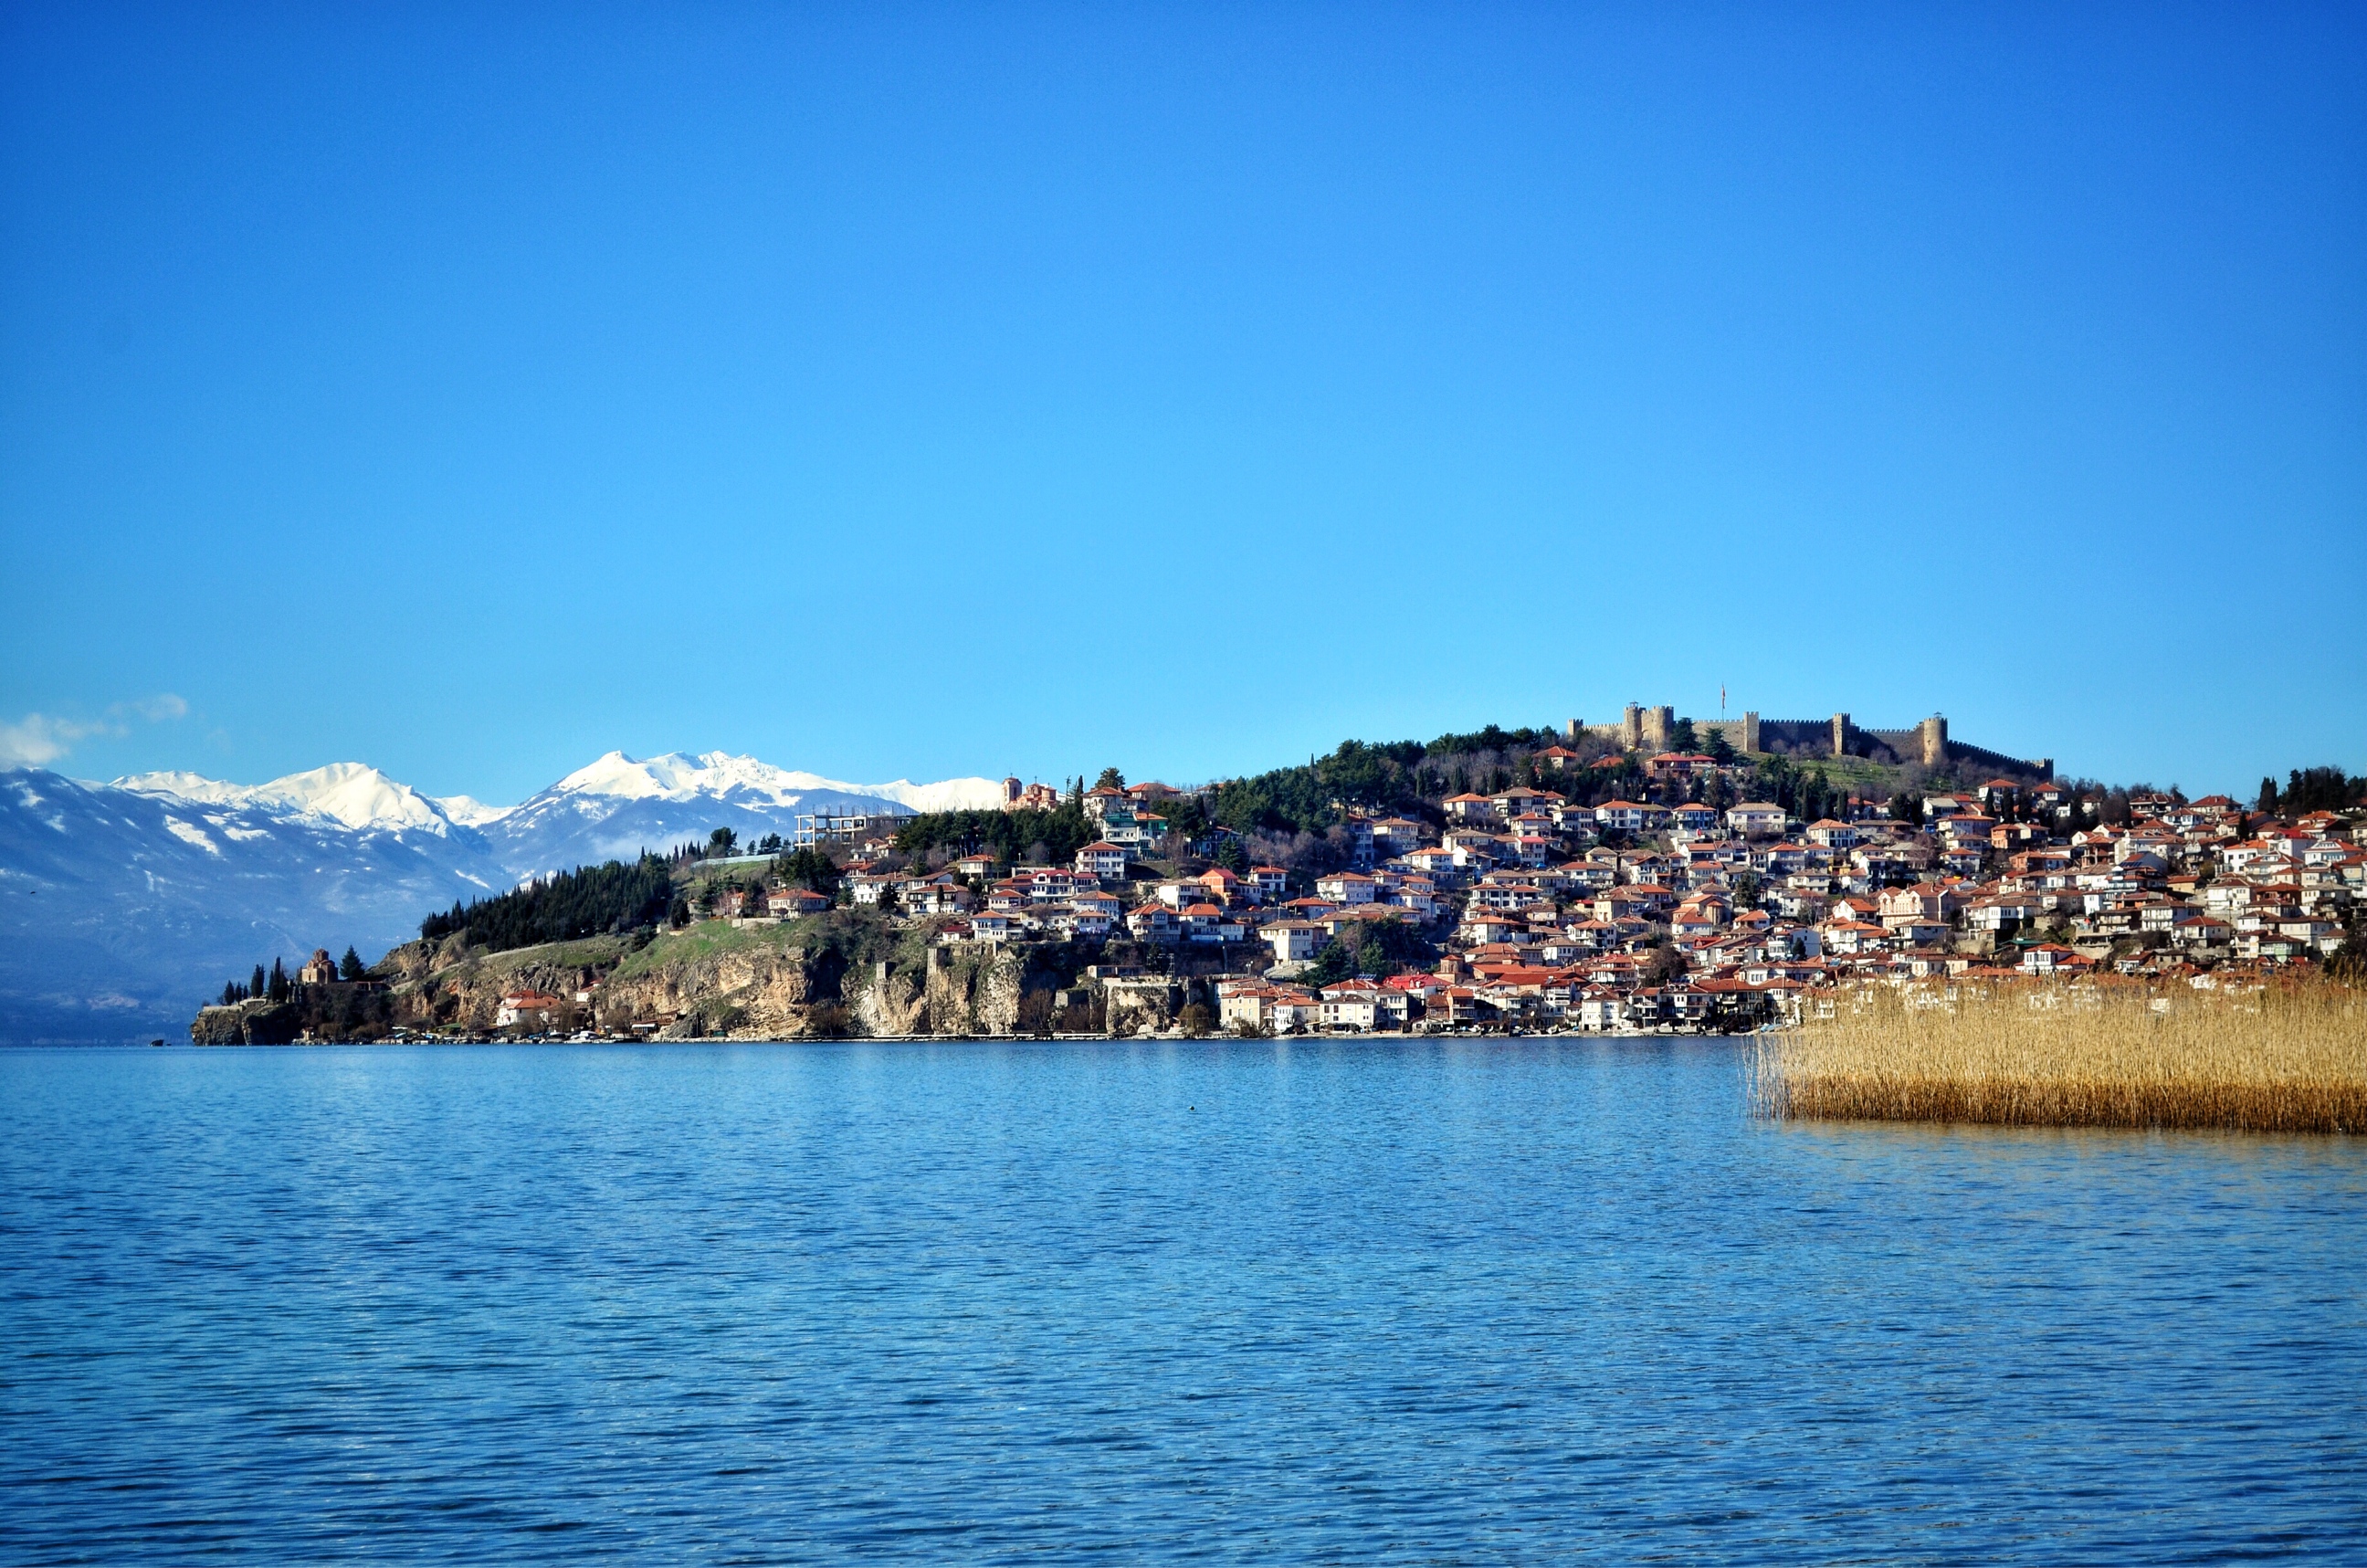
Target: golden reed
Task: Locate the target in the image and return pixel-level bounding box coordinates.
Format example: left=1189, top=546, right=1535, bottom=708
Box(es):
left=1754, top=979, right=2367, bottom=1133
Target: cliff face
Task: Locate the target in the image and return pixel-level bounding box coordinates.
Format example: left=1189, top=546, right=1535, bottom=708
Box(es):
left=190, top=999, right=302, bottom=1045
left=603, top=939, right=824, bottom=1038
left=920, top=946, right=1026, bottom=1037
left=190, top=911, right=1132, bottom=1042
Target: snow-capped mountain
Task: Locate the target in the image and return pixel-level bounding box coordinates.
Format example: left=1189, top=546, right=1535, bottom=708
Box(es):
left=474, top=752, right=1004, bottom=880
left=431, top=795, right=513, bottom=828
left=115, top=762, right=474, bottom=837
left=531, top=751, right=1005, bottom=815
left=0, top=751, right=1010, bottom=1040
left=1, top=769, right=500, bottom=1043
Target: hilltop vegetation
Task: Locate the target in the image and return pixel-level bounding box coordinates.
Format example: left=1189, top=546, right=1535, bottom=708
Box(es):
left=418, top=855, right=682, bottom=951
left=893, top=797, right=1099, bottom=864
left=886, top=726, right=1878, bottom=851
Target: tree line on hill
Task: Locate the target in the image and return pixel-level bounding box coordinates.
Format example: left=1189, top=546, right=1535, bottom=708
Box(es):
left=1200, top=731, right=1848, bottom=838
left=877, top=727, right=1869, bottom=869
left=893, top=792, right=1100, bottom=866
left=2260, top=767, right=2365, bottom=816
left=405, top=840, right=859, bottom=962
left=418, top=855, right=681, bottom=951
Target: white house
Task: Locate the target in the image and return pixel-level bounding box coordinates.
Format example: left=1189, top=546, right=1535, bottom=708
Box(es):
left=496, top=989, right=561, bottom=1029
left=1074, top=841, right=1130, bottom=881
left=1314, top=871, right=1378, bottom=906
left=1595, top=800, right=1653, bottom=833
left=1263, top=921, right=1325, bottom=963
left=1727, top=802, right=1786, bottom=837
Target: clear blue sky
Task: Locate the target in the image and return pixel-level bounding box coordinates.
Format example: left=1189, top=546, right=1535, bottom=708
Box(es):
left=3, top=3, right=2361, bottom=804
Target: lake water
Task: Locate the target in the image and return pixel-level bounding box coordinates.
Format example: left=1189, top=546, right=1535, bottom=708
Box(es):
left=3, top=1039, right=2362, bottom=1563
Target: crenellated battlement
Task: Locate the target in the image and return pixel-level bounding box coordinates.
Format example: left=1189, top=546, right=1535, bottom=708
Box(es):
left=1564, top=705, right=2050, bottom=779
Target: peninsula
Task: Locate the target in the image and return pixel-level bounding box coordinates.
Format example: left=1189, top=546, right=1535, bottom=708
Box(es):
left=187, top=709, right=2365, bottom=1047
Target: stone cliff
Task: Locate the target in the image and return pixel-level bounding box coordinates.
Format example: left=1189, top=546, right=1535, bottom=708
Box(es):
left=193, top=910, right=1135, bottom=1042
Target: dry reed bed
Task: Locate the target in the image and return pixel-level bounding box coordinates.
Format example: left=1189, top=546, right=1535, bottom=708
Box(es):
left=1755, top=981, right=2367, bottom=1132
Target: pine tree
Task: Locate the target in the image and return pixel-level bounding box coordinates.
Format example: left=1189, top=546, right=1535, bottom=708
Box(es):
left=251, top=963, right=267, bottom=1000
left=268, top=957, right=289, bottom=1004
left=340, top=946, right=365, bottom=982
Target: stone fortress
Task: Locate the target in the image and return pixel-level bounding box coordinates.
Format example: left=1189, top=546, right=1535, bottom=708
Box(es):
left=1568, top=704, right=2053, bottom=781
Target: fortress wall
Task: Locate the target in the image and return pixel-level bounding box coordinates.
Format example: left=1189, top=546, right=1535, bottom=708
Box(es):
left=1862, top=727, right=1922, bottom=752
left=1946, top=741, right=2054, bottom=781
left=1575, top=703, right=2048, bottom=777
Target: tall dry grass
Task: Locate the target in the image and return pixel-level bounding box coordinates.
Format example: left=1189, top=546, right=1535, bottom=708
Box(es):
left=1755, top=980, right=2367, bottom=1133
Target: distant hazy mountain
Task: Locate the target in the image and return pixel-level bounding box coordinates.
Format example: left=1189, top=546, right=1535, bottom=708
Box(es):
left=0, top=752, right=1006, bottom=1040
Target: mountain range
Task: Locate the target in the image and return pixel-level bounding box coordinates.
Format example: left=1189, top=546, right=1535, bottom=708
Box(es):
left=0, top=752, right=1006, bottom=1040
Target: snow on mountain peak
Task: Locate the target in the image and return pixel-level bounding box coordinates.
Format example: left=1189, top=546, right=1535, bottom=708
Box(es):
left=256, top=763, right=453, bottom=833
left=546, top=750, right=677, bottom=802
left=431, top=795, right=514, bottom=827
left=540, top=751, right=1005, bottom=813
left=115, top=763, right=460, bottom=836
left=110, top=750, right=1012, bottom=840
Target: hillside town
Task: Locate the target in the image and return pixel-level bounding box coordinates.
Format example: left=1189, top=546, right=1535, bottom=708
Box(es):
left=716, top=746, right=2367, bottom=1036
left=192, top=713, right=2366, bottom=1042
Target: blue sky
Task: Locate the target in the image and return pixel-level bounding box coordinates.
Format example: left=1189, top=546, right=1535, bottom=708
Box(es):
left=2, top=3, right=2361, bottom=804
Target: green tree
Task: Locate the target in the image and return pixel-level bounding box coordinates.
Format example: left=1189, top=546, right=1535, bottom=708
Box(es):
left=1303, top=941, right=1355, bottom=986
left=1160, top=794, right=1210, bottom=846
left=1705, top=729, right=1735, bottom=764
left=1669, top=718, right=1698, bottom=752
left=250, top=963, right=267, bottom=999
left=2285, top=766, right=2363, bottom=813
left=339, top=945, right=366, bottom=982
left=1095, top=767, right=1127, bottom=790
left=709, top=826, right=739, bottom=857
left=420, top=857, right=677, bottom=950
left=775, top=847, right=842, bottom=895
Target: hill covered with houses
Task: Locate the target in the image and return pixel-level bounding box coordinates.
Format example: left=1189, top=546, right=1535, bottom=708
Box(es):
left=193, top=717, right=2367, bottom=1042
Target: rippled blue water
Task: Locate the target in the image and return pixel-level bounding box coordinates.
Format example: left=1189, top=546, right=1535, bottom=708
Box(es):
left=3, top=1039, right=2363, bottom=1563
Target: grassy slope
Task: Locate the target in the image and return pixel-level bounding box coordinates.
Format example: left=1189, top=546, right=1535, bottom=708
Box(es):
left=608, top=910, right=931, bottom=984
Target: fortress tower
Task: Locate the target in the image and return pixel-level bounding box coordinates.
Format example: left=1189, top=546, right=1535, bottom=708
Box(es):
left=1918, top=715, right=1948, bottom=767
left=1641, top=705, right=1674, bottom=752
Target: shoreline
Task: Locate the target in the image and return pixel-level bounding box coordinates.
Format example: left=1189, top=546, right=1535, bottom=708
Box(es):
left=147, top=1026, right=1725, bottom=1047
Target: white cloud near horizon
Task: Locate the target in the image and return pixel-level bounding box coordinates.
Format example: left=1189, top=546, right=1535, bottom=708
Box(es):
left=0, top=694, right=189, bottom=767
